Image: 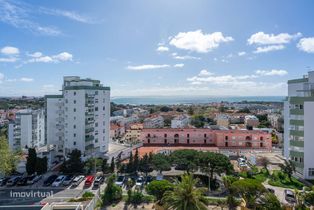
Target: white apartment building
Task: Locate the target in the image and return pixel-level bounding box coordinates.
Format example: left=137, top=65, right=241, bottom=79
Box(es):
left=284, top=71, right=314, bottom=179
left=171, top=115, right=190, bottom=128
left=244, top=115, right=260, bottom=128
left=45, top=76, right=110, bottom=161
left=143, top=115, right=164, bottom=128
left=8, top=109, right=45, bottom=150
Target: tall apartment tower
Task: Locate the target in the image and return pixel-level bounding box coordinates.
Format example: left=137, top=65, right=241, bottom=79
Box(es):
left=284, top=71, right=314, bottom=180
left=45, top=76, right=110, bottom=160
left=8, top=109, right=45, bottom=150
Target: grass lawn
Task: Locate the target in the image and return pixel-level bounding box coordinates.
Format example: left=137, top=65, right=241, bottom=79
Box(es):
left=268, top=170, right=304, bottom=190
left=239, top=168, right=268, bottom=183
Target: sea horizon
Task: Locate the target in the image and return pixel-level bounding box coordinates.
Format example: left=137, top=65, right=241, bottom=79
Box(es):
left=111, top=95, right=285, bottom=105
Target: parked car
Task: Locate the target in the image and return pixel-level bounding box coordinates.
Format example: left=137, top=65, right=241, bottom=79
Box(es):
left=17, top=177, right=29, bottom=186
left=27, top=175, right=42, bottom=185
left=43, top=175, right=58, bottom=186
left=284, top=189, right=296, bottom=203
left=0, top=177, right=10, bottom=186
left=135, top=176, right=144, bottom=187
left=93, top=176, right=104, bottom=187
left=63, top=175, right=75, bottom=186
left=145, top=175, right=153, bottom=184
left=51, top=175, right=66, bottom=187
left=71, top=175, right=85, bottom=187
left=115, top=175, right=125, bottom=187
left=6, top=176, right=21, bottom=186
left=84, top=175, right=94, bottom=188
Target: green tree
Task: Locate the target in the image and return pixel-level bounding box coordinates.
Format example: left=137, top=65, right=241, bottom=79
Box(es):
left=230, top=179, right=266, bottom=209
left=190, top=115, right=205, bottom=128
left=60, top=149, right=84, bottom=174
left=26, top=148, right=37, bottom=175
left=304, top=192, right=314, bottom=206
left=128, top=190, right=144, bottom=207
left=102, top=174, right=122, bottom=205
left=258, top=157, right=270, bottom=174
left=170, top=149, right=199, bottom=172
left=133, top=149, right=140, bottom=172
left=146, top=180, right=173, bottom=202
left=279, top=159, right=296, bottom=182
left=110, top=157, right=115, bottom=173
left=257, top=193, right=281, bottom=210
left=161, top=173, right=208, bottom=210
left=199, top=152, right=233, bottom=190
left=126, top=151, right=134, bottom=173
left=0, top=136, right=18, bottom=175
left=139, top=153, right=153, bottom=177
left=152, top=153, right=171, bottom=174
left=36, top=157, right=48, bottom=175
left=188, top=106, right=194, bottom=115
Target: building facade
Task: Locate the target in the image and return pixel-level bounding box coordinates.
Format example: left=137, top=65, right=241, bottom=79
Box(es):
left=8, top=109, right=45, bottom=150
left=140, top=128, right=272, bottom=149
left=284, top=71, right=314, bottom=179
left=244, top=115, right=260, bottom=128
left=45, top=76, right=110, bottom=160
left=171, top=115, right=190, bottom=128
left=143, top=115, right=164, bottom=128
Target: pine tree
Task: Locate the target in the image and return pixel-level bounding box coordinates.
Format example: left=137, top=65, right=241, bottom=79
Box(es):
left=110, top=157, right=115, bottom=173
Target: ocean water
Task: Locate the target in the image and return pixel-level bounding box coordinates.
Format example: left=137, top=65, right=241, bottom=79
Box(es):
left=111, top=96, right=285, bottom=105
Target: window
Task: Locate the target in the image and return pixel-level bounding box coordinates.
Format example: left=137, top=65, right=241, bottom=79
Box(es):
left=309, top=168, right=314, bottom=177
left=74, top=91, right=76, bottom=96
left=73, top=108, right=76, bottom=112
left=103, top=106, right=105, bottom=111
left=65, top=99, right=68, bottom=103
left=103, top=129, right=105, bottom=133
left=300, top=104, right=303, bottom=110
left=95, top=107, right=98, bottom=111
left=73, top=141, right=76, bottom=145
left=74, top=100, right=76, bottom=104
left=74, top=133, right=76, bottom=137
left=95, top=91, right=98, bottom=95
left=225, top=136, right=229, bottom=140
left=73, top=125, right=76, bottom=129
left=95, top=122, right=98, bottom=127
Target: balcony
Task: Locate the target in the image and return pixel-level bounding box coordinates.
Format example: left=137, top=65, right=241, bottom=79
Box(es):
left=290, top=140, right=304, bottom=147
left=290, top=130, right=304, bottom=137
left=290, top=109, right=304, bottom=115
left=85, top=127, right=94, bottom=133
left=85, top=135, right=94, bottom=142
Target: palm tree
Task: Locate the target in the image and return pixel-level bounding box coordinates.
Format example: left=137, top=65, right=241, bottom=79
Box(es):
left=161, top=173, right=208, bottom=210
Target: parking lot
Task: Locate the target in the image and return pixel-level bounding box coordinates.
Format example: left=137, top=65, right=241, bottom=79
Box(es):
left=0, top=172, right=106, bottom=209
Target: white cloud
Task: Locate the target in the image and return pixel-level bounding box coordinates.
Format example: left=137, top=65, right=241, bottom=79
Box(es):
left=39, top=8, right=97, bottom=24
left=27, top=51, right=73, bottom=63
left=187, top=69, right=287, bottom=86
left=127, top=64, right=170, bottom=71
left=174, top=63, right=184, bottom=68
left=254, top=45, right=285, bottom=53
left=28, top=52, right=43, bottom=58
left=297, top=37, right=314, bottom=53
left=198, top=69, right=214, bottom=77
left=156, top=46, right=169, bottom=52
left=20, top=77, right=34, bottom=82
left=238, top=51, right=246, bottom=56
left=255, top=69, right=288, bottom=76
left=172, top=54, right=201, bottom=60
left=0, top=57, right=18, bottom=62
left=0, top=72, right=4, bottom=83
left=0, top=0, right=62, bottom=36
left=52, top=52, right=73, bottom=61
left=169, top=30, right=233, bottom=53
left=248, top=32, right=302, bottom=45
left=1, top=46, right=19, bottom=55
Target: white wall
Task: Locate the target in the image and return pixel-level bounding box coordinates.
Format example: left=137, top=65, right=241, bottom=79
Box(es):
left=304, top=101, right=314, bottom=179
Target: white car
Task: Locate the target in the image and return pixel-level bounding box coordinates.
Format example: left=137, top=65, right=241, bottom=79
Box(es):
left=71, top=175, right=85, bottom=187
left=51, top=175, right=66, bottom=187
left=135, top=176, right=144, bottom=187
left=115, top=176, right=125, bottom=187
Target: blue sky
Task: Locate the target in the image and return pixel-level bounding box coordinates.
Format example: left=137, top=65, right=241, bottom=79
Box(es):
left=0, top=0, right=314, bottom=97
